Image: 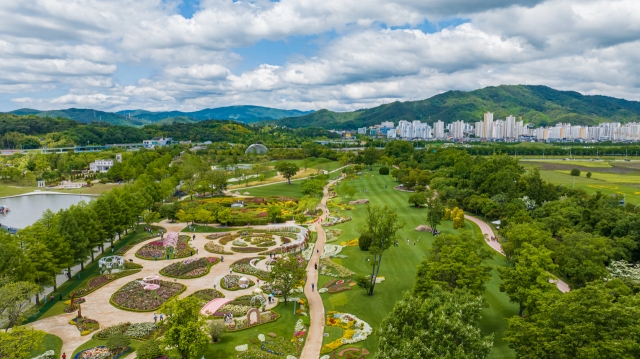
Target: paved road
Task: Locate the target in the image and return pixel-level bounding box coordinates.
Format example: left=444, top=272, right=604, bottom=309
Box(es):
left=466, top=214, right=570, bottom=293
left=299, top=178, right=340, bottom=359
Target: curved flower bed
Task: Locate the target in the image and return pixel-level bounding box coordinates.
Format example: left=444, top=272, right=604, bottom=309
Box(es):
left=111, top=279, right=185, bottom=311
left=320, top=312, right=372, bottom=354
left=219, top=235, right=237, bottom=245
left=95, top=322, right=158, bottom=340
left=231, top=258, right=270, bottom=280
left=206, top=232, right=230, bottom=240
left=232, top=246, right=266, bottom=253
left=77, top=347, right=110, bottom=359
left=136, top=236, right=194, bottom=260
left=75, top=316, right=99, bottom=336
left=221, top=275, right=255, bottom=291
left=204, top=241, right=233, bottom=255
left=73, top=269, right=142, bottom=297
left=160, top=257, right=219, bottom=279
left=188, top=288, right=225, bottom=306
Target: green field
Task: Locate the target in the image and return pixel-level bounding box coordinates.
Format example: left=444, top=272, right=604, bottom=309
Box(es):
left=29, top=334, right=63, bottom=359
left=520, top=159, right=615, bottom=168
left=537, top=170, right=640, bottom=205
left=256, top=171, right=518, bottom=358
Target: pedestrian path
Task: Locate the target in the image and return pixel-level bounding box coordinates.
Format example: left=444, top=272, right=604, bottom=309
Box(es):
left=466, top=214, right=570, bottom=293
left=300, top=178, right=339, bottom=358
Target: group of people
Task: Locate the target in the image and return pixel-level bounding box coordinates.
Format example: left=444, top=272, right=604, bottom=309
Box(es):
left=153, top=312, right=164, bottom=323
left=490, top=236, right=499, bottom=241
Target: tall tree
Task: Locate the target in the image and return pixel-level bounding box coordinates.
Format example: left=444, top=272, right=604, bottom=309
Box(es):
left=425, top=197, right=445, bottom=233
left=498, top=243, right=558, bottom=316
left=377, top=288, right=493, bottom=359
left=504, top=280, right=640, bottom=359
left=414, top=232, right=492, bottom=296
left=362, top=205, right=403, bottom=295
left=57, top=206, right=90, bottom=271
left=275, top=162, right=300, bottom=185
left=161, top=296, right=210, bottom=359
left=0, top=281, right=40, bottom=330
left=362, top=146, right=380, bottom=171
left=268, top=254, right=306, bottom=305
left=0, top=326, right=46, bottom=358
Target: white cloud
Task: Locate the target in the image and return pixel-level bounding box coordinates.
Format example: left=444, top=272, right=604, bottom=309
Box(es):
left=1, top=0, right=640, bottom=112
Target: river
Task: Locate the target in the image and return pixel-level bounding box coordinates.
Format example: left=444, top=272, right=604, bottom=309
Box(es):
left=0, top=192, right=96, bottom=229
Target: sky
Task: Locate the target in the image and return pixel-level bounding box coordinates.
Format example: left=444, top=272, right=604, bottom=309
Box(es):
left=0, top=0, right=639, bottom=112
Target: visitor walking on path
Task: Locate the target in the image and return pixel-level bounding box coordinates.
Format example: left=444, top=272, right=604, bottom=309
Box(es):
left=311, top=283, right=314, bottom=292
left=62, top=353, right=66, bottom=359
left=153, top=313, right=157, bottom=323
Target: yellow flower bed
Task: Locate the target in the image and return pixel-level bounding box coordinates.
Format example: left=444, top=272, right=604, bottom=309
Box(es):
left=347, top=239, right=359, bottom=246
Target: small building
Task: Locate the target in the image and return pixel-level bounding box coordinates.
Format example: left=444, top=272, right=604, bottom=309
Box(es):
left=89, top=159, right=114, bottom=173
left=245, top=143, right=268, bottom=155
left=143, top=137, right=172, bottom=149
left=37, top=179, right=45, bottom=188
left=115, top=153, right=122, bottom=163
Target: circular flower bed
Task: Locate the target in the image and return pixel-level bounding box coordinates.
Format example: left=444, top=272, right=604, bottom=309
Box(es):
left=231, top=258, right=270, bottom=280
left=159, top=257, right=219, bottom=279
left=136, top=236, right=194, bottom=260
left=111, top=279, right=185, bottom=311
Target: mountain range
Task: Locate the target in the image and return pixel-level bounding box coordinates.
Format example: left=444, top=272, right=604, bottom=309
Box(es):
left=275, top=85, right=640, bottom=129
left=6, top=105, right=313, bottom=127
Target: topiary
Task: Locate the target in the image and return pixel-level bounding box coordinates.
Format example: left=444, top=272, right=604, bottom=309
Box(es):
left=358, top=231, right=373, bottom=251
left=136, top=339, right=165, bottom=359
left=378, top=167, right=389, bottom=175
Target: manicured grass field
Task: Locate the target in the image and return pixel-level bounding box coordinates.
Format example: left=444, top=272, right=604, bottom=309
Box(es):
left=520, top=159, right=614, bottom=168
left=29, top=334, right=63, bottom=359
left=315, top=172, right=517, bottom=358
left=555, top=170, right=640, bottom=184
left=538, top=170, right=640, bottom=205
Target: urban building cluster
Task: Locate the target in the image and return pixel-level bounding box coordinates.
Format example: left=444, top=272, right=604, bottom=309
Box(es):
left=357, top=112, right=640, bottom=142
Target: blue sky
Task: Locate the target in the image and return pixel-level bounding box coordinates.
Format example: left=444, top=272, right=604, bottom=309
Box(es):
left=0, top=0, right=638, bottom=112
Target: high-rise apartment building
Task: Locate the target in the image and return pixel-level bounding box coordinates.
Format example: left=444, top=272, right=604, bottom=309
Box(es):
left=434, top=120, right=445, bottom=139
left=483, top=112, right=494, bottom=139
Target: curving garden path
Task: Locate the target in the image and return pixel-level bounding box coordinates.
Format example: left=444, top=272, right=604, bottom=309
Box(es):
left=466, top=214, right=570, bottom=293
left=300, top=178, right=340, bottom=359
left=29, top=221, right=283, bottom=356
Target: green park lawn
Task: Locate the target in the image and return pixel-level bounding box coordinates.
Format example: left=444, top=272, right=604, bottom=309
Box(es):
left=29, top=334, right=63, bottom=359
left=537, top=170, right=640, bottom=205
left=28, top=225, right=162, bottom=322
left=255, top=170, right=518, bottom=358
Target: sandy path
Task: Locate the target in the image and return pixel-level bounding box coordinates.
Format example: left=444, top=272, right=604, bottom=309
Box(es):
left=300, top=178, right=340, bottom=359
left=30, top=221, right=279, bottom=355
left=465, top=214, right=570, bottom=293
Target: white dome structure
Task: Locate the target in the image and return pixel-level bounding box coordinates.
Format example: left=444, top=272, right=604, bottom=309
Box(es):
left=245, top=143, right=268, bottom=154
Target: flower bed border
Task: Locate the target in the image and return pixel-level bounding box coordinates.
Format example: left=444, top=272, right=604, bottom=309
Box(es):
left=204, top=241, right=234, bottom=255
left=72, top=269, right=142, bottom=297
left=109, top=282, right=186, bottom=312
left=74, top=346, right=131, bottom=359
left=159, top=258, right=219, bottom=279
left=227, top=309, right=282, bottom=332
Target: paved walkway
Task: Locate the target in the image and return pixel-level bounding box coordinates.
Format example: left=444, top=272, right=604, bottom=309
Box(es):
left=29, top=221, right=281, bottom=355
left=300, top=178, right=340, bottom=359
left=466, top=214, right=570, bottom=293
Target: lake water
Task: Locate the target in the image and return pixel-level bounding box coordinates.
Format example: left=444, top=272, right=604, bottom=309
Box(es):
left=0, top=193, right=96, bottom=229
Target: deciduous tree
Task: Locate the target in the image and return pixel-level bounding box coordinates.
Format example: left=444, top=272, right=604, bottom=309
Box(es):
left=275, top=162, right=299, bottom=185
left=268, top=254, right=306, bottom=305
left=161, top=297, right=210, bottom=359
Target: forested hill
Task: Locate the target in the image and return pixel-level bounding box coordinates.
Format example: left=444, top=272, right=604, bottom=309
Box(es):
left=274, top=85, right=640, bottom=129
left=6, top=105, right=313, bottom=127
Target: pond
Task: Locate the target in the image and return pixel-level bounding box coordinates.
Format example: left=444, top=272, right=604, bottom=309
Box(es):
left=0, top=192, right=96, bottom=229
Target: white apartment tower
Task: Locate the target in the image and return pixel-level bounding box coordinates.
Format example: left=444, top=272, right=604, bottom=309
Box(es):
left=450, top=120, right=464, bottom=139
left=434, top=120, right=445, bottom=139
left=483, top=112, right=494, bottom=139
left=505, top=115, right=516, bottom=139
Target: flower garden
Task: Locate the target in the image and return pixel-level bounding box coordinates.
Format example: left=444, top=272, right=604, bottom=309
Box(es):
left=111, top=279, right=185, bottom=311
left=73, top=265, right=143, bottom=297
left=94, top=322, right=158, bottom=340
left=204, top=241, right=234, bottom=255
left=188, top=288, right=225, bottom=306
left=221, top=275, right=255, bottom=291
left=159, top=257, right=219, bottom=278
left=231, top=257, right=270, bottom=280
left=321, top=312, right=372, bottom=355
left=70, top=316, right=100, bottom=336
left=136, top=234, right=194, bottom=260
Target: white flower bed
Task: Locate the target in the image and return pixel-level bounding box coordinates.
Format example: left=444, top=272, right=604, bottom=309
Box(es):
left=235, top=344, right=248, bottom=352
left=318, top=288, right=328, bottom=293
left=31, top=351, right=55, bottom=359
left=302, top=246, right=314, bottom=261
left=287, top=356, right=297, bottom=359
left=289, top=287, right=304, bottom=294
left=294, top=319, right=305, bottom=332
left=320, top=356, right=330, bottom=359
left=320, top=244, right=344, bottom=258
left=123, top=322, right=157, bottom=338
left=332, top=313, right=372, bottom=345
left=258, top=334, right=265, bottom=342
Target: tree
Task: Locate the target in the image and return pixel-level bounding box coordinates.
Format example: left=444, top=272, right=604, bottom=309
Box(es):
left=195, top=209, right=215, bottom=226
left=301, top=178, right=325, bottom=197
left=207, top=170, right=228, bottom=196
left=136, top=339, right=165, bottom=359
left=408, top=192, right=427, bottom=207
left=217, top=208, right=232, bottom=227
left=207, top=320, right=226, bottom=343
left=275, top=162, right=300, bottom=184
left=362, top=147, right=380, bottom=170
left=141, top=210, right=159, bottom=227
left=570, top=168, right=581, bottom=176
left=504, top=280, right=640, bottom=359
left=106, top=333, right=131, bottom=353
left=362, top=205, right=403, bottom=295
left=586, top=171, right=592, bottom=178
left=161, top=296, right=210, bottom=359
left=258, top=173, right=266, bottom=183
left=358, top=231, right=374, bottom=251
left=498, top=243, right=557, bottom=316
left=268, top=254, right=306, bottom=305
left=0, top=281, right=40, bottom=330
left=379, top=166, right=389, bottom=175
left=294, top=213, right=307, bottom=225
left=267, top=206, right=282, bottom=223
left=337, top=181, right=356, bottom=201
left=553, top=232, right=613, bottom=288
left=425, top=197, right=445, bottom=233
left=0, top=326, right=46, bottom=359
left=414, top=232, right=492, bottom=296
left=377, top=288, right=493, bottom=359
